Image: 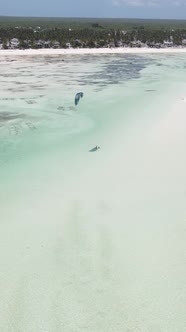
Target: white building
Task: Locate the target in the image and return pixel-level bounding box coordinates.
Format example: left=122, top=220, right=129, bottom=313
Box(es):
left=163, top=41, right=173, bottom=47
left=10, top=38, right=20, bottom=48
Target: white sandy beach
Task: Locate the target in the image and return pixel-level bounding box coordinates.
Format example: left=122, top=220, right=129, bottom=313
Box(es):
left=1, top=46, right=186, bottom=57
left=0, top=50, right=186, bottom=331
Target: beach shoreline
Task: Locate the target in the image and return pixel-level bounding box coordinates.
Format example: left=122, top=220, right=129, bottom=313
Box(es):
left=1, top=47, right=186, bottom=56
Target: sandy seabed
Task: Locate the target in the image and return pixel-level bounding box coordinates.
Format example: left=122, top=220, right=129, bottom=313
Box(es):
left=0, top=48, right=186, bottom=332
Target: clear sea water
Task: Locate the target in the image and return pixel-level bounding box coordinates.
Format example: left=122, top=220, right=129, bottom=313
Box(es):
left=0, top=53, right=186, bottom=331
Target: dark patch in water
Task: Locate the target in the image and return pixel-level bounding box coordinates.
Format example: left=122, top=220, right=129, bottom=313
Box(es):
left=8, top=123, right=24, bottom=135
left=26, top=100, right=37, bottom=104
left=9, top=89, right=26, bottom=92
left=69, top=106, right=75, bottom=111
left=70, top=55, right=154, bottom=89
left=20, top=95, right=44, bottom=100
left=0, top=97, right=16, bottom=101
left=25, top=122, right=37, bottom=130
left=0, top=112, right=25, bottom=122
left=57, top=106, right=65, bottom=111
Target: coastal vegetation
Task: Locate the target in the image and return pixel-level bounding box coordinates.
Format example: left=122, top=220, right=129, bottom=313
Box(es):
left=0, top=16, right=186, bottom=49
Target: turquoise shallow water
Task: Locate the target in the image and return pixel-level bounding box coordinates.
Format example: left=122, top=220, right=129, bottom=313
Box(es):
left=0, top=53, right=186, bottom=331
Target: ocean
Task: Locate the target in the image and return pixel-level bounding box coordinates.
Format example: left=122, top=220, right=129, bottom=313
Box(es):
left=0, top=52, right=186, bottom=331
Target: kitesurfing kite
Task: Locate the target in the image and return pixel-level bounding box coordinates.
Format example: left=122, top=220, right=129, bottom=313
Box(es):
left=75, top=92, right=84, bottom=106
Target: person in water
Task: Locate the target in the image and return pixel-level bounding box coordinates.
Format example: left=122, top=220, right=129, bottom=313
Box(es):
left=89, top=145, right=100, bottom=152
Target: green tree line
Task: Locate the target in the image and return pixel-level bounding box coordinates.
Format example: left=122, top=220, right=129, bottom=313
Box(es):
left=0, top=26, right=186, bottom=48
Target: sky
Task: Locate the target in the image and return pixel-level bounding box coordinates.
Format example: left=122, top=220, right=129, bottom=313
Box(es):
left=1, top=0, right=186, bottom=20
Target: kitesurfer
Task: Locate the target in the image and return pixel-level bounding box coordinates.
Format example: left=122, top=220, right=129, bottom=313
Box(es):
left=89, top=145, right=100, bottom=152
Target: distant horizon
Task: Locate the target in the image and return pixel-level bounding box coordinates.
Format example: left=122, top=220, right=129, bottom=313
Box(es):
left=1, top=15, right=186, bottom=21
